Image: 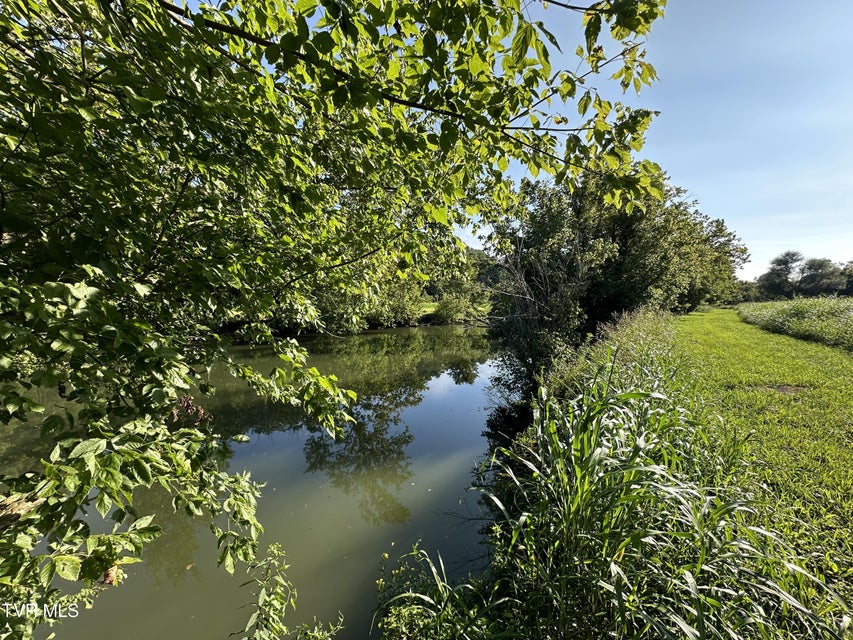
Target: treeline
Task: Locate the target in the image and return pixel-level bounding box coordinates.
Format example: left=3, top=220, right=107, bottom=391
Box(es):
left=275, top=245, right=495, bottom=334
left=741, top=251, right=852, bottom=301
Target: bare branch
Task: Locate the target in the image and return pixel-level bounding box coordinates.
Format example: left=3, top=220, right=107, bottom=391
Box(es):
left=539, top=0, right=609, bottom=14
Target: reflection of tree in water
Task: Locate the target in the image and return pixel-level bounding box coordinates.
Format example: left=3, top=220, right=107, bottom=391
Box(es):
left=472, top=361, right=540, bottom=546
left=303, top=403, right=414, bottom=526
left=208, top=326, right=490, bottom=435
left=445, top=358, right=481, bottom=385
left=481, top=400, right=532, bottom=453
left=206, top=326, right=492, bottom=525
left=301, top=379, right=426, bottom=525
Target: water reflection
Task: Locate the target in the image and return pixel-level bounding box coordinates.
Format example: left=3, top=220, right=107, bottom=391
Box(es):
left=207, top=326, right=491, bottom=526
left=132, top=485, right=202, bottom=589
left=303, top=411, right=414, bottom=526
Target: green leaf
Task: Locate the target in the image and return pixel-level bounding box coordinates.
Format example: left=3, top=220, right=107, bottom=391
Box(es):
left=132, top=282, right=152, bottom=297
left=423, top=31, right=438, bottom=58
left=129, top=514, right=155, bottom=531
left=54, top=555, right=81, bottom=581
left=439, top=120, right=457, bottom=152
left=96, top=490, right=112, bottom=517
left=295, top=0, right=317, bottom=15
left=312, top=31, right=335, bottom=55
left=578, top=90, right=592, bottom=115
left=132, top=458, right=153, bottom=484
left=78, top=106, right=98, bottom=122
left=511, top=22, right=533, bottom=66
left=584, top=12, right=601, bottom=53
left=426, top=205, right=448, bottom=225
left=68, top=439, right=107, bottom=459
left=39, top=560, right=56, bottom=587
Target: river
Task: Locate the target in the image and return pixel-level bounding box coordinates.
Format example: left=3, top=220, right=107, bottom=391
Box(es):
left=52, top=325, right=497, bottom=640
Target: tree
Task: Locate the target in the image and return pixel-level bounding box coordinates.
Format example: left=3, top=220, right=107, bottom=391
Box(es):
left=795, top=258, right=845, bottom=297
left=756, top=251, right=803, bottom=299
left=0, top=0, right=666, bottom=634
left=680, top=216, right=750, bottom=308
left=755, top=252, right=849, bottom=299
left=843, top=261, right=853, bottom=296
left=487, top=177, right=616, bottom=380
left=487, top=176, right=746, bottom=380
left=734, top=279, right=760, bottom=303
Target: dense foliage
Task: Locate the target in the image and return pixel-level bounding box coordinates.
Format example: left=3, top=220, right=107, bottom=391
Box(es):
left=485, top=177, right=747, bottom=380
left=309, top=246, right=492, bottom=333
left=0, top=0, right=668, bottom=635
left=379, top=311, right=849, bottom=639
left=738, top=297, right=853, bottom=351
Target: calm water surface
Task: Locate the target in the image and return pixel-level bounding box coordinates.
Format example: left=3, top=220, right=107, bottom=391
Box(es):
left=53, top=326, right=496, bottom=640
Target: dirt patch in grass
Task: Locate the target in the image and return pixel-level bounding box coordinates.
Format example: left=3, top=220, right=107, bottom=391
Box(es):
left=768, top=384, right=808, bottom=394
left=724, top=384, right=808, bottom=394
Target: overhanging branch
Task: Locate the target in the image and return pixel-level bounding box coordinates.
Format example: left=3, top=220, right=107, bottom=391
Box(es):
left=156, top=0, right=466, bottom=122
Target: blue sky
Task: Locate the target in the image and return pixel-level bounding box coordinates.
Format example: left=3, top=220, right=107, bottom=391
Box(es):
left=539, top=1, right=853, bottom=280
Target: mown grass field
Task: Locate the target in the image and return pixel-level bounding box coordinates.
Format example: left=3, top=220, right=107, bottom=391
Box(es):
left=674, top=308, right=853, bottom=599
left=739, top=297, right=853, bottom=351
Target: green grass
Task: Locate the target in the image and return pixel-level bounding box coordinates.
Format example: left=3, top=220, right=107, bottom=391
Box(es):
left=738, top=297, right=853, bottom=351
left=674, top=308, right=853, bottom=601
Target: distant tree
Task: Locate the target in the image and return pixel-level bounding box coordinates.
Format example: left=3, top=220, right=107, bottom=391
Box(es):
left=755, top=252, right=850, bottom=299
left=735, top=279, right=760, bottom=303
left=756, top=251, right=804, bottom=299
left=676, top=215, right=750, bottom=309
left=796, top=258, right=846, bottom=297
left=842, top=261, right=853, bottom=296
left=487, top=178, right=610, bottom=373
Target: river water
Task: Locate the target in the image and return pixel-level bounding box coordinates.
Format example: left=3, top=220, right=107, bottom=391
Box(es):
left=52, top=325, right=497, bottom=640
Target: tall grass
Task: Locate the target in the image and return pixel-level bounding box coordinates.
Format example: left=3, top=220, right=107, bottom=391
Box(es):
left=377, top=311, right=849, bottom=639
left=738, top=297, right=853, bottom=351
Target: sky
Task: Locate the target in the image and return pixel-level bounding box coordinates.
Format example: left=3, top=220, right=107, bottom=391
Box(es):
left=577, top=1, right=852, bottom=279
left=466, top=1, right=852, bottom=280
left=623, top=1, right=853, bottom=279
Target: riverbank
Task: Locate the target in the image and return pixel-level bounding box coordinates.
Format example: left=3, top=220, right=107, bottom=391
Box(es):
left=378, top=310, right=850, bottom=638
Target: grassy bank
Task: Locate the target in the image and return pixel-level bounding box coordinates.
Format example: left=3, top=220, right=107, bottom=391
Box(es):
left=738, top=297, right=853, bottom=351
left=378, top=310, right=848, bottom=639
left=674, top=308, right=853, bottom=601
